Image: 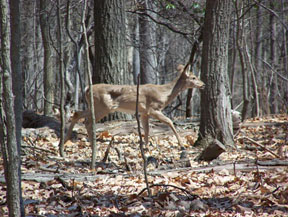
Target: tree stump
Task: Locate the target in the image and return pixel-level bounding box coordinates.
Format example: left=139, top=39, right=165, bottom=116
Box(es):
left=195, top=138, right=226, bottom=162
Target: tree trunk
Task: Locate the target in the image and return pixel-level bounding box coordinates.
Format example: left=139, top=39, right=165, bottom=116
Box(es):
left=9, top=0, right=24, bottom=214
left=93, top=0, right=127, bottom=85
left=254, top=4, right=263, bottom=116
left=269, top=2, right=278, bottom=114
left=186, top=32, right=202, bottom=118
left=229, top=18, right=237, bottom=110
left=39, top=0, right=54, bottom=116
left=235, top=1, right=250, bottom=121
left=83, top=0, right=97, bottom=169
left=94, top=0, right=130, bottom=120
left=0, top=0, right=23, bottom=215
left=132, top=19, right=140, bottom=84
left=33, top=2, right=43, bottom=111
left=56, top=0, right=66, bottom=157
left=281, top=0, right=288, bottom=110
left=196, top=0, right=234, bottom=159
left=138, top=0, right=157, bottom=84
left=22, top=1, right=35, bottom=110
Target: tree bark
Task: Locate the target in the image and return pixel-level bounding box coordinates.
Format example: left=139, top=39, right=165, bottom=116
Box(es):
left=22, top=1, right=35, bottom=110
left=57, top=0, right=65, bottom=157
left=94, top=0, right=131, bottom=120
left=281, top=0, right=288, bottom=110
left=83, top=0, right=97, bottom=169
left=235, top=1, right=249, bottom=121
left=196, top=0, right=234, bottom=157
left=93, top=0, right=127, bottom=85
left=186, top=32, right=202, bottom=118
left=254, top=4, right=270, bottom=115
left=0, top=0, right=23, bottom=215
left=138, top=0, right=157, bottom=84
left=132, top=17, right=140, bottom=84
left=9, top=0, right=24, bottom=214
left=269, top=1, right=278, bottom=114
left=39, top=0, right=55, bottom=116
left=253, top=4, right=263, bottom=116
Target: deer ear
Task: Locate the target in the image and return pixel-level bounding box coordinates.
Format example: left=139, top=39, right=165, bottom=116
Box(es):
left=177, top=64, right=185, bottom=72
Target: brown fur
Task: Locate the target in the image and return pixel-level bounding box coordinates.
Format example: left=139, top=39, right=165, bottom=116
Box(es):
left=64, top=65, right=205, bottom=146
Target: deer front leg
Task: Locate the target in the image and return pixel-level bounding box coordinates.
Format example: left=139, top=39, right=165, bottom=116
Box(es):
left=140, top=114, right=149, bottom=145
left=84, top=108, right=109, bottom=143
left=150, top=110, right=183, bottom=146
left=64, top=110, right=90, bottom=144
left=84, top=117, right=93, bottom=144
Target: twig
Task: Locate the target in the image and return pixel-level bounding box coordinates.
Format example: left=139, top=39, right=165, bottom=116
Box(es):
left=253, top=0, right=288, bottom=30
left=135, top=74, right=151, bottom=197
left=123, top=155, right=131, bottom=172
left=102, top=136, right=114, bottom=162
left=114, top=147, right=122, bottom=161
left=138, top=184, right=199, bottom=200
left=243, top=137, right=280, bottom=158
left=23, top=138, right=57, bottom=155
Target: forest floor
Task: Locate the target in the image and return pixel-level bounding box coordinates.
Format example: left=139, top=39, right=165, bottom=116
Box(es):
left=0, top=113, right=288, bottom=216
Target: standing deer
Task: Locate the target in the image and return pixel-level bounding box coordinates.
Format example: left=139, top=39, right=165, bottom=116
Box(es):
left=64, top=64, right=205, bottom=146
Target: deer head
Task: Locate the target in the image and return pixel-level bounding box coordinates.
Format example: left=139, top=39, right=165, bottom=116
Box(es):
left=177, top=64, right=205, bottom=90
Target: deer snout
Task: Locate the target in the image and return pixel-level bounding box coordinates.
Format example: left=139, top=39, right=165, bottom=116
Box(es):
left=200, top=83, right=205, bottom=89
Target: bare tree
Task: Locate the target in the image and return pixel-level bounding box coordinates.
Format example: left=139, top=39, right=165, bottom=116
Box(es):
left=93, top=0, right=131, bottom=120
left=196, top=0, right=234, bottom=160
left=138, top=0, right=157, bottom=84
left=39, top=0, right=55, bottom=116
left=269, top=1, right=279, bottom=114
left=57, top=0, right=66, bottom=157
left=0, top=0, right=23, bottom=215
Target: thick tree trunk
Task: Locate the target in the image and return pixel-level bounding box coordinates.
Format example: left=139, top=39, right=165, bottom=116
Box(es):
left=93, top=0, right=127, bottom=85
left=39, top=0, right=55, bottom=116
left=196, top=0, right=234, bottom=160
left=94, top=0, right=130, bottom=120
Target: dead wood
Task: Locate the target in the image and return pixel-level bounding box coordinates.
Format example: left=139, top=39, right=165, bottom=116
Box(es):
left=102, top=136, right=114, bottom=162
left=241, top=136, right=280, bottom=158
left=23, top=136, right=58, bottom=155
left=241, top=121, right=288, bottom=127
left=2, top=160, right=285, bottom=183
left=22, top=110, right=61, bottom=136
left=195, top=138, right=226, bottom=162
left=149, top=160, right=287, bottom=176
left=257, top=159, right=288, bottom=166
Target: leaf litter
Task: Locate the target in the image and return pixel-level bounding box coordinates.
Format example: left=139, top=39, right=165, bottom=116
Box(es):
left=0, top=114, right=287, bottom=216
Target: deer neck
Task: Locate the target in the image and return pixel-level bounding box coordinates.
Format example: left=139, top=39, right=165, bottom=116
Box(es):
left=163, top=75, right=186, bottom=106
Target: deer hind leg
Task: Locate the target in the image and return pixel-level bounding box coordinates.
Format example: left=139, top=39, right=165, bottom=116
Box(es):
left=140, top=114, right=149, bottom=145
left=150, top=110, right=182, bottom=146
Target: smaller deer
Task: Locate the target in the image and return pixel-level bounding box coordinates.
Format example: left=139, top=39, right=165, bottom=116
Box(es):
left=64, top=64, right=205, bottom=146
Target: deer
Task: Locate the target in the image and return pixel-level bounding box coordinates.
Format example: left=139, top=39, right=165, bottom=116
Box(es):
left=64, top=64, right=205, bottom=147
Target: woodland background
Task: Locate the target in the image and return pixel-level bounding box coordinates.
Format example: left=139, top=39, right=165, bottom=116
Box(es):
left=0, top=0, right=288, bottom=216
left=6, top=0, right=288, bottom=118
